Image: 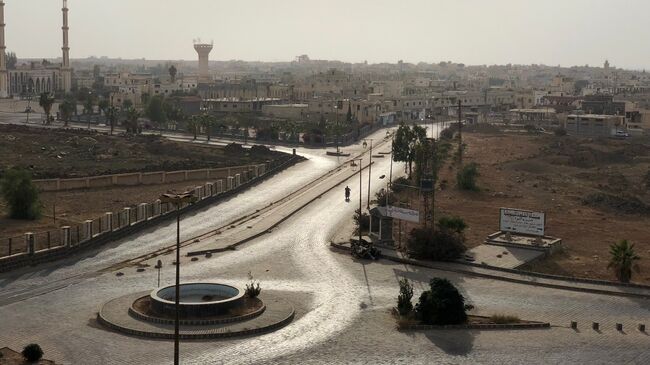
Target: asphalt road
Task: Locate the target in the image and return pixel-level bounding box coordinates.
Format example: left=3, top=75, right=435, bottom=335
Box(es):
left=1, top=124, right=649, bottom=364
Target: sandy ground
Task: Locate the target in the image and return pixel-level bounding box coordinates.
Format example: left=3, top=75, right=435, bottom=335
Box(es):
left=428, top=131, right=650, bottom=283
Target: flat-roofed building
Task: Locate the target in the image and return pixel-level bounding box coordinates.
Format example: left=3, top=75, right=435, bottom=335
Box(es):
left=565, top=114, right=623, bottom=136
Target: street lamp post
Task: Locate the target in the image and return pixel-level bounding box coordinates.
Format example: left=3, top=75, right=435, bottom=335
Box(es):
left=158, top=191, right=196, bottom=365
left=351, top=159, right=363, bottom=244
left=363, top=139, right=373, bottom=210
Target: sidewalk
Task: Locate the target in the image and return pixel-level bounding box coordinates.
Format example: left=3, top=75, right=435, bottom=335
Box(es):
left=330, top=242, right=650, bottom=299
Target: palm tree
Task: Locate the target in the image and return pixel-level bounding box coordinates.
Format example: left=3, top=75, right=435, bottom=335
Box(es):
left=608, top=239, right=640, bottom=283
left=125, top=108, right=140, bottom=134
left=58, top=97, right=76, bottom=127
left=200, top=114, right=213, bottom=141
left=38, top=93, right=54, bottom=124
left=186, top=116, right=199, bottom=140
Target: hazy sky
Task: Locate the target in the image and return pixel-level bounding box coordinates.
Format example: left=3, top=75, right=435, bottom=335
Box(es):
left=5, top=0, right=650, bottom=69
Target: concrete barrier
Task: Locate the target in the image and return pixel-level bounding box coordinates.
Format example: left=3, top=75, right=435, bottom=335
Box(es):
left=33, top=163, right=271, bottom=192
left=25, top=233, right=35, bottom=255
left=61, top=226, right=71, bottom=247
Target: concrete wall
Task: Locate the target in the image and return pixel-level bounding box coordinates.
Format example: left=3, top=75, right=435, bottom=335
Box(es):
left=33, top=163, right=269, bottom=192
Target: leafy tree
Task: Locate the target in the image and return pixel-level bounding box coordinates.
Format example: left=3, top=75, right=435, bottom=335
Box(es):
left=145, top=95, right=167, bottom=126
left=397, top=278, right=414, bottom=316
left=375, top=189, right=391, bottom=207
left=121, top=99, right=133, bottom=110
left=457, top=163, right=480, bottom=191
left=58, top=96, right=76, bottom=127
left=393, top=122, right=427, bottom=177
left=22, top=344, right=44, bottom=362
left=108, top=106, right=117, bottom=135
left=169, top=64, right=178, bottom=82
left=98, top=98, right=110, bottom=122
left=186, top=116, right=200, bottom=140
left=124, top=108, right=141, bottom=134
left=200, top=114, right=213, bottom=141
left=83, top=94, right=94, bottom=115
left=353, top=208, right=370, bottom=234
left=608, top=240, right=640, bottom=283
left=0, top=169, right=41, bottom=220
left=415, top=278, right=467, bottom=325
left=5, top=51, right=17, bottom=69
left=38, top=93, right=54, bottom=124
left=407, top=226, right=466, bottom=261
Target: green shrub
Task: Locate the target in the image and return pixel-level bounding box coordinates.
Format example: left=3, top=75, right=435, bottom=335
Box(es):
left=456, top=163, right=480, bottom=191
left=375, top=189, right=391, bottom=207
left=0, top=169, right=41, bottom=220
left=415, top=278, right=467, bottom=325
left=439, top=127, right=455, bottom=140
left=245, top=271, right=262, bottom=298
left=353, top=208, right=370, bottom=233
left=406, top=226, right=466, bottom=261
left=490, top=314, right=520, bottom=324
left=397, top=278, right=414, bottom=316
left=22, top=343, right=43, bottom=362
left=437, top=216, right=467, bottom=233
left=390, top=176, right=411, bottom=194
left=554, top=127, right=567, bottom=137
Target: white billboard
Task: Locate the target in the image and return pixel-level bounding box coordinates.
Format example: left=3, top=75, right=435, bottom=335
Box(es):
left=500, top=208, right=545, bottom=236
left=386, top=206, right=420, bottom=223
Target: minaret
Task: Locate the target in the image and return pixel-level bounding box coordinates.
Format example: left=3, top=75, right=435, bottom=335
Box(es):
left=61, top=0, right=72, bottom=93
left=0, top=1, right=8, bottom=98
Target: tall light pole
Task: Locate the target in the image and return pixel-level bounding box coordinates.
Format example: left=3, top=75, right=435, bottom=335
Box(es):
left=363, top=139, right=373, bottom=210
left=351, top=159, right=363, bottom=244
left=159, top=191, right=196, bottom=365
left=335, top=103, right=340, bottom=155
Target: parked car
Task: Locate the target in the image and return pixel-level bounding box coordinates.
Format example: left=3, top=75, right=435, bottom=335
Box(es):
left=614, top=130, right=630, bottom=138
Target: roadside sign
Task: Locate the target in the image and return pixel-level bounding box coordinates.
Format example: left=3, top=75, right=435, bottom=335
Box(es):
left=500, top=208, right=545, bottom=236
left=387, top=205, right=420, bottom=223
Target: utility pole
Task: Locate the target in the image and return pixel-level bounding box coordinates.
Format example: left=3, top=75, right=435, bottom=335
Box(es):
left=431, top=138, right=437, bottom=231
left=159, top=191, right=196, bottom=365
left=351, top=159, right=363, bottom=244
left=457, top=100, right=463, bottom=166
left=335, top=103, right=340, bottom=155
left=365, top=139, right=373, bottom=210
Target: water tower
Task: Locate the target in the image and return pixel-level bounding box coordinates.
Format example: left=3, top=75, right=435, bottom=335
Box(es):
left=193, top=39, right=213, bottom=83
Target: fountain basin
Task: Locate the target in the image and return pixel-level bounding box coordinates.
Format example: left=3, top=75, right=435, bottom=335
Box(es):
left=150, top=283, right=245, bottom=318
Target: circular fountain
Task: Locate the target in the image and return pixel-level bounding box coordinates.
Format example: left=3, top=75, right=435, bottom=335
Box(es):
left=150, top=283, right=245, bottom=318
left=98, top=281, right=295, bottom=339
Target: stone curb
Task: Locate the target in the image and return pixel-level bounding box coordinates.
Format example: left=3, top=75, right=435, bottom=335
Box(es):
left=399, top=322, right=550, bottom=331
left=329, top=242, right=650, bottom=299
left=458, top=259, right=650, bottom=290
left=97, top=306, right=295, bottom=340
left=127, top=298, right=267, bottom=326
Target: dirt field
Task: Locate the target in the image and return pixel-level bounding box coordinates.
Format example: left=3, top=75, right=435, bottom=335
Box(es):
left=427, top=130, right=650, bottom=283
left=0, top=124, right=291, bottom=243
left=0, top=124, right=287, bottom=179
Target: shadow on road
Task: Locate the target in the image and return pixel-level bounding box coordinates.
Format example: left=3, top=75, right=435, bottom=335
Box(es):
left=424, top=329, right=475, bottom=356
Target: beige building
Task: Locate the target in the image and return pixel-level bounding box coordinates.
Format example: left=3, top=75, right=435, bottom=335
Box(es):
left=565, top=114, right=623, bottom=136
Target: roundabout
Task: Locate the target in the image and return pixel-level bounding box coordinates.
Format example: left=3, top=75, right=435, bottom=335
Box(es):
left=97, top=285, right=295, bottom=340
